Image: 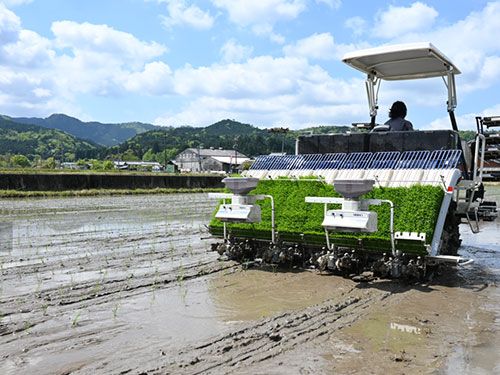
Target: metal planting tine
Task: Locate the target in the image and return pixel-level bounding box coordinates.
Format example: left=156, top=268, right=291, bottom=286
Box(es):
left=310, top=154, right=323, bottom=170
left=287, top=154, right=297, bottom=170
left=369, top=151, right=399, bottom=169
left=305, top=154, right=319, bottom=170
left=260, top=154, right=275, bottom=170
left=273, top=155, right=283, bottom=170
left=282, top=154, right=292, bottom=169
left=450, top=149, right=462, bottom=168
left=426, top=150, right=458, bottom=169
left=288, top=154, right=299, bottom=169
left=327, top=153, right=345, bottom=169
left=350, top=152, right=373, bottom=169
left=268, top=155, right=283, bottom=170
left=322, top=153, right=336, bottom=169
left=297, top=154, right=309, bottom=170
left=288, top=154, right=302, bottom=170
left=399, top=150, right=430, bottom=169
left=250, top=155, right=267, bottom=170
left=427, top=150, right=442, bottom=169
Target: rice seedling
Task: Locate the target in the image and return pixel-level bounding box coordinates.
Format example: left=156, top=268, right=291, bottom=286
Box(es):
left=180, top=288, right=188, bottom=306
left=41, top=303, right=48, bottom=316
left=113, top=303, right=119, bottom=319
left=24, top=319, right=31, bottom=332
left=169, top=242, right=174, bottom=261
left=178, top=264, right=184, bottom=287
left=94, top=280, right=100, bottom=297
left=72, top=311, right=82, bottom=326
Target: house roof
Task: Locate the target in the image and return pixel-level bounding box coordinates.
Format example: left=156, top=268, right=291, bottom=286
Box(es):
left=211, top=156, right=251, bottom=165
left=181, top=148, right=249, bottom=158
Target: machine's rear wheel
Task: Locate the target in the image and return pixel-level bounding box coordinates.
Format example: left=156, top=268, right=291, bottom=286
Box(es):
left=439, top=201, right=461, bottom=255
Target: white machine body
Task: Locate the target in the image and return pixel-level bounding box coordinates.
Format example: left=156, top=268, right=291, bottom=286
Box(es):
left=215, top=203, right=262, bottom=223
left=322, top=209, right=378, bottom=233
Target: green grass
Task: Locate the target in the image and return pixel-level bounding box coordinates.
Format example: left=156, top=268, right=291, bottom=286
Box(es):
left=0, top=187, right=224, bottom=198
left=0, top=167, right=222, bottom=176
left=209, top=179, right=444, bottom=253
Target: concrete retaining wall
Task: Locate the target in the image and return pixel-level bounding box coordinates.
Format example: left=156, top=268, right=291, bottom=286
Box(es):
left=0, top=173, right=224, bottom=191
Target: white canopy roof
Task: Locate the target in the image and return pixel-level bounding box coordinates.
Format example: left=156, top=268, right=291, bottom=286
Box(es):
left=342, top=42, right=460, bottom=80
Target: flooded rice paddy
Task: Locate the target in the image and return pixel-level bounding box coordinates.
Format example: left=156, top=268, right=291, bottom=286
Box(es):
left=0, top=187, right=499, bottom=374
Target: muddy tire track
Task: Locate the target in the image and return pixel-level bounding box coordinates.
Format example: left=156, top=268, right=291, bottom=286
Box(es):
left=145, top=285, right=393, bottom=375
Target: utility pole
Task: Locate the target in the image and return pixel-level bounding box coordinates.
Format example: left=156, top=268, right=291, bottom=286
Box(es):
left=164, top=130, right=167, bottom=171
left=267, top=127, right=289, bottom=154
left=197, top=145, right=202, bottom=172
left=233, top=136, right=239, bottom=174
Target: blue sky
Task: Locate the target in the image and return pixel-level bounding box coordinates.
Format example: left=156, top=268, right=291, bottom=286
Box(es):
left=1, top=0, right=499, bottom=131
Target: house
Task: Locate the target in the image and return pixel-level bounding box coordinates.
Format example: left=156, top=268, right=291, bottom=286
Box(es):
left=113, top=161, right=162, bottom=171
left=175, top=147, right=250, bottom=173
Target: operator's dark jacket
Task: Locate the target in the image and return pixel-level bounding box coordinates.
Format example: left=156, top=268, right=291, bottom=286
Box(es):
left=384, top=117, right=414, bottom=131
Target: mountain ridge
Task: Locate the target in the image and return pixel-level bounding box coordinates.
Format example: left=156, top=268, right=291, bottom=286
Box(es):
left=7, top=113, right=159, bottom=147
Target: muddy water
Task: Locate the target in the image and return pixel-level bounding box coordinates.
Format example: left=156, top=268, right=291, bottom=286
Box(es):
left=441, top=185, right=500, bottom=375
left=1, top=187, right=499, bottom=374
left=0, top=194, right=225, bottom=374
left=211, top=269, right=354, bottom=322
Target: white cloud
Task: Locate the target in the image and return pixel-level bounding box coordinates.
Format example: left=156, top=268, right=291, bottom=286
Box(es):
left=0, top=12, right=172, bottom=117
left=160, top=0, right=214, bottom=30
left=423, top=104, right=500, bottom=131
left=173, top=56, right=314, bottom=98
left=0, top=0, right=34, bottom=6
left=220, top=39, right=253, bottom=63
left=124, top=61, right=174, bottom=95
left=0, top=3, right=20, bottom=43
left=283, top=32, right=366, bottom=61
left=345, top=16, right=365, bottom=37
left=283, top=32, right=346, bottom=60
left=51, top=21, right=166, bottom=68
left=154, top=55, right=367, bottom=127
left=212, top=0, right=306, bottom=42
left=373, top=2, right=438, bottom=39
left=2, top=29, right=54, bottom=67
left=212, top=0, right=306, bottom=26
left=316, top=0, right=340, bottom=9
left=155, top=96, right=366, bottom=128
left=383, top=2, right=500, bottom=99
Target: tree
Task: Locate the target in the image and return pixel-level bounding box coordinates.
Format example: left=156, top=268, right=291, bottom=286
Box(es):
left=142, top=149, right=157, bottom=162
left=103, top=160, right=114, bottom=170
left=122, top=149, right=140, bottom=161
left=42, top=157, right=57, bottom=169
left=76, top=159, right=88, bottom=167
left=10, top=155, right=31, bottom=168
left=152, top=141, right=160, bottom=154
left=89, top=159, right=102, bottom=170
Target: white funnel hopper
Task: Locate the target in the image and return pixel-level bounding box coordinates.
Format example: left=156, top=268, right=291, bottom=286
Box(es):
left=222, top=177, right=259, bottom=195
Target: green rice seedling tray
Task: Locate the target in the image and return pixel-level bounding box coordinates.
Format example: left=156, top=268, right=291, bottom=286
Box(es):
left=209, top=179, right=443, bottom=255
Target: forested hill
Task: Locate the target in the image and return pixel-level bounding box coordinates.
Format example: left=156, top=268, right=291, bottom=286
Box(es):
left=80, top=119, right=353, bottom=161
left=0, top=116, right=98, bottom=160
left=7, top=114, right=158, bottom=147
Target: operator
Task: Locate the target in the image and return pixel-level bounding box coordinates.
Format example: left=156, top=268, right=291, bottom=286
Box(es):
left=384, top=101, right=414, bottom=131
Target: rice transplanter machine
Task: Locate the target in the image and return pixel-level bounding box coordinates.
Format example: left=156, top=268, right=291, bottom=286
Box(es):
left=208, top=43, right=498, bottom=278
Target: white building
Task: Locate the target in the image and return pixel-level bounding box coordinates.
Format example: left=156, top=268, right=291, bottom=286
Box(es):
left=113, top=161, right=162, bottom=170
left=175, top=148, right=250, bottom=173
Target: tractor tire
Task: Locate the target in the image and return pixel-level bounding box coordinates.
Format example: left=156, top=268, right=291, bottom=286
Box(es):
left=439, top=201, right=462, bottom=256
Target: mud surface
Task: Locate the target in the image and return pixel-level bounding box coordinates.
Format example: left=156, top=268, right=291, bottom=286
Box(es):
left=1, top=188, right=499, bottom=374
